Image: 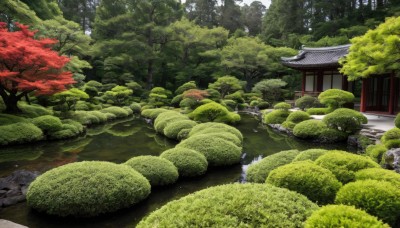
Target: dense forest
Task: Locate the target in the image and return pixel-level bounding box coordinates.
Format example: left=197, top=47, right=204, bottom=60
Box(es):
left=0, top=0, right=399, bottom=92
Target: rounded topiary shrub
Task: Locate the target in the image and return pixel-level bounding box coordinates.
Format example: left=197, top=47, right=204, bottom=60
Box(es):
left=381, top=128, right=400, bottom=149
left=305, top=205, right=389, bottom=228
left=141, top=108, right=169, bottom=119
left=188, top=122, right=243, bottom=142
left=203, top=132, right=242, bottom=147
left=263, top=110, right=290, bottom=124
left=129, top=102, right=141, bottom=113
left=293, top=120, right=327, bottom=139
left=177, top=134, right=242, bottom=167
left=295, top=95, right=319, bottom=110
left=355, top=168, right=400, bottom=188
left=246, top=150, right=299, bottom=183
left=0, top=122, right=43, bottom=146
left=31, top=115, right=63, bottom=133
left=273, top=102, right=291, bottom=110
left=124, top=156, right=179, bottom=187
left=101, top=106, right=131, bottom=118
left=395, top=113, right=400, bottom=128
left=306, top=107, right=331, bottom=115
left=322, top=108, right=367, bottom=134
left=163, top=120, right=197, bottom=140
left=315, top=150, right=380, bottom=183
left=366, top=144, right=388, bottom=163
left=266, top=161, right=342, bottom=205
left=335, top=180, right=400, bottom=226
left=189, top=102, right=240, bottom=124
left=318, top=89, right=354, bottom=109
left=293, top=149, right=329, bottom=162
left=27, top=161, right=151, bottom=217
left=154, top=111, right=187, bottom=133
left=137, top=183, right=318, bottom=228
left=160, top=148, right=208, bottom=177
left=286, top=111, right=310, bottom=123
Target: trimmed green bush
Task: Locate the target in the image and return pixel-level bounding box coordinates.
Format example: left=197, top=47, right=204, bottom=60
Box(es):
left=315, top=150, right=380, bottom=183
left=179, top=98, right=198, bottom=109
left=273, top=102, right=291, bottom=110
left=175, top=81, right=197, bottom=95
left=221, top=99, right=237, bottom=110
left=72, top=111, right=100, bottom=125
left=366, top=144, right=388, bottom=163
left=286, top=111, right=310, bottom=123
left=257, top=101, right=270, bottom=109
left=306, top=107, right=331, bottom=115
left=281, top=121, right=296, bottom=129
left=322, top=108, right=367, bottom=134
left=395, top=113, right=400, bottom=128
left=124, top=156, right=179, bottom=186
left=381, top=128, right=400, bottom=149
left=189, top=102, right=240, bottom=124
left=295, top=95, right=319, bottom=110
left=305, top=205, right=390, bottom=228
left=202, top=132, right=242, bottom=147
left=171, top=94, right=183, bottom=107
left=101, top=106, right=131, bottom=118
left=0, top=114, right=28, bottom=125
left=293, top=120, right=327, bottom=139
left=160, top=148, right=208, bottom=177
left=31, top=115, right=63, bottom=133
left=154, top=111, right=187, bottom=133
left=246, top=150, right=299, bottom=183
left=263, top=110, right=290, bottom=124
left=141, top=108, right=169, bottom=119
left=19, top=103, right=53, bottom=118
left=266, top=161, right=342, bottom=205
left=293, top=149, right=329, bottom=162
left=355, top=168, right=400, bottom=188
left=188, top=122, right=243, bottom=142
left=335, top=180, right=400, bottom=226
left=27, top=161, right=151, bottom=217
left=319, top=128, right=349, bottom=142
left=137, top=183, right=318, bottom=227
left=177, top=134, right=242, bottom=167
left=129, top=102, right=141, bottom=113
left=163, top=120, right=197, bottom=140
left=0, top=122, right=43, bottom=146
left=318, top=89, right=355, bottom=109
left=384, top=139, right=400, bottom=149
left=177, top=128, right=191, bottom=141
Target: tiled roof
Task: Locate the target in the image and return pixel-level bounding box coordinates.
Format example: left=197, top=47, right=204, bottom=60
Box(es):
left=281, top=44, right=350, bottom=69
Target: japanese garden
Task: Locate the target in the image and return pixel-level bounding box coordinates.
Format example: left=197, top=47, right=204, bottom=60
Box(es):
left=1, top=0, right=400, bottom=227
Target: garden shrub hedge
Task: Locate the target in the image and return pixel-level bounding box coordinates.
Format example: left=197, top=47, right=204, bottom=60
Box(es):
left=222, top=99, right=237, bottom=111
left=189, top=102, right=240, bottom=124
left=395, top=113, right=400, bottom=128
left=381, top=128, right=400, bottom=149
left=124, top=156, right=179, bottom=187
left=129, top=102, right=141, bottom=113
left=273, top=102, right=291, bottom=110
left=160, top=148, right=208, bottom=177
left=305, top=205, right=389, bottom=228
left=266, top=161, right=342, bottom=205
left=140, top=108, right=169, bottom=119
left=154, top=111, right=187, bottom=133
left=293, top=120, right=327, bottom=139
left=384, top=139, right=400, bottom=149
left=295, top=95, right=319, bottom=110
left=203, top=132, right=242, bottom=147
left=322, top=108, right=367, bottom=134
left=19, top=103, right=53, bottom=118
left=286, top=111, right=310, bottom=123
left=163, top=120, right=197, bottom=140
left=27, top=161, right=151, bottom=217
left=137, top=183, right=318, bottom=227
left=246, top=150, right=299, bottom=183
left=293, top=149, right=329, bottom=162
left=318, top=89, right=355, bottom=109
left=49, top=119, right=85, bottom=140
left=263, top=110, right=290, bottom=124
left=355, top=168, right=400, bottom=188
left=177, top=134, right=242, bottom=167
left=366, top=144, right=388, bottom=163
left=281, top=120, right=296, bottom=129
left=315, top=150, right=380, bottom=183
left=0, top=122, right=43, bottom=146
left=318, top=128, right=349, bottom=143
left=101, top=106, right=131, bottom=118
left=188, top=122, right=243, bottom=142
left=0, top=114, right=28, bottom=125
left=257, top=101, right=270, bottom=109
left=335, top=180, right=400, bottom=226
left=306, top=107, right=331, bottom=115
left=31, top=115, right=63, bottom=133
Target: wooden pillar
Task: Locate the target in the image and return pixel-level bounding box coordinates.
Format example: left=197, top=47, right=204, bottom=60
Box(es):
left=317, top=70, right=323, bottom=92
left=360, top=79, right=367, bottom=112
left=388, top=72, right=395, bottom=115
left=302, top=71, right=306, bottom=96
left=342, top=75, right=348, bottom=91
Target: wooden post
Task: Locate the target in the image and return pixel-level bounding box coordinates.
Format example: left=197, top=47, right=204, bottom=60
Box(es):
left=388, top=72, right=395, bottom=115
left=302, top=71, right=306, bottom=96
left=342, top=75, right=348, bottom=91
left=360, top=79, right=366, bottom=112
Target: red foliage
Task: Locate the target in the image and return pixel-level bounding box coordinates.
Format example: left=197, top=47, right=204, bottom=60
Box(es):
left=0, top=22, right=74, bottom=96
left=183, top=89, right=209, bottom=101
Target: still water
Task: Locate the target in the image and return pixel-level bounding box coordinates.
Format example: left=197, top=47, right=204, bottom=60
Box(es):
left=0, top=115, right=353, bottom=227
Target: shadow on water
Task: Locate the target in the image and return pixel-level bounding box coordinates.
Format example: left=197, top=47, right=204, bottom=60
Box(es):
left=0, top=114, right=354, bottom=227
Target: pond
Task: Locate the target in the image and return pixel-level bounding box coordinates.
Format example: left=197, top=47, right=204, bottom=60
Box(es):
left=0, top=114, right=354, bottom=227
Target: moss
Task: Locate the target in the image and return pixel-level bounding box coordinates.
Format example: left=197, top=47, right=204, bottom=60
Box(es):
left=322, top=108, right=367, bottom=134
left=381, top=128, right=400, bottom=149
left=315, top=150, right=380, bottom=183
left=160, top=148, right=208, bottom=177
left=319, top=128, right=349, bottom=143
left=293, top=120, right=327, bottom=139
left=273, top=102, right=291, bottom=110
left=141, top=108, right=169, bottom=119
left=266, top=161, right=342, bottom=205
left=281, top=121, right=296, bottom=129
left=306, top=107, right=331, bottom=115
left=203, top=132, right=242, bottom=147
left=0, top=114, right=29, bottom=125
left=163, top=120, right=197, bottom=140
left=305, top=205, right=389, bottom=228
left=263, top=110, right=290, bottom=124
left=246, top=150, right=299, bottom=183
left=71, top=111, right=101, bottom=125
left=18, top=102, right=53, bottom=118
left=335, top=180, right=400, bottom=226
left=177, top=134, right=242, bottom=167
left=27, top=161, right=150, bottom=217
left=189, top=102, right=240, bottom=124
left=293, top=149, right=329, bottom=162
left=137, top=183, right=318, bottom=227
left=48, top=119, right=84, bottom=140
left=355, top=168, right=400, bottom=188
left=0, top=122, right=43, bottom=146
left=177, top=128, right=191, bottom=141
left=286, top=111, right=310, bottom=123
left=188, top=122, right=243, bottom=142
left=31, top=115, right=63, bottom=133
left=124, top=156, right=179, bottom=186
left=101, top=106, right=131, bottom=118
left=366, top=144, right=388, bottom=163
left=154, top=111, right=187, bottom=133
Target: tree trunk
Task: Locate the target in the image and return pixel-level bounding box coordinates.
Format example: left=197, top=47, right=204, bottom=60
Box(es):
left=147, top=60, right=154, bottom=89
left=4, top=93, right=21, bottom=113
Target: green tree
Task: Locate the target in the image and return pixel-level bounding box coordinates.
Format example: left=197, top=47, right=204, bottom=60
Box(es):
left=53, top=88, right=89, bottom=112
left=58, top=0, right=100, bottom=32
left=219, top=0, right=243, bottom=33
left=185, top=0, right=219, bottom=28
left=252, top=79, right=287, bottom=102
left=241, top=1, right=266, bottom=36
left=0, top=0, right=41, bottom=27
left=208, top=76, right=245, bottom=98
left=104, top=86, right=133, bottom=106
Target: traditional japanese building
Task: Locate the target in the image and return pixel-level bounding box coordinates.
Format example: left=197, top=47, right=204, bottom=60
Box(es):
left=282, top=44, right=398, bottom=115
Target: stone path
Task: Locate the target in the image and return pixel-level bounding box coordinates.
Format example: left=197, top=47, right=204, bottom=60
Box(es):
left=0, top=220, right=27, bottom=228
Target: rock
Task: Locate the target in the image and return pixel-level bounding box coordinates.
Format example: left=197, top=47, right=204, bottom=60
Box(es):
left=20, top=186, right=28, bottom=196
left=347, top=135, right=358, bottom=147
left=1, top=195, right=26, bottom=207
left=0, top=181, right=19, bottom=191
left=384, top=148, right=400, bottom=172
left=5, top=189, right=20, bottom=198
left=0, top=220, right=28, bottom=228
left=8, top=170, right=40, bottom=186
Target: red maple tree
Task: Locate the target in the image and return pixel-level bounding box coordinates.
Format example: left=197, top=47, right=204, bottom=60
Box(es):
left=0, top=22, right=74, bottom=113
left=183, top=89, right=209, bottom=101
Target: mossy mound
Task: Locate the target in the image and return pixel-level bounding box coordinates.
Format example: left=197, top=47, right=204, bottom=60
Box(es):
left=0, top=122, right=43, bottom=146
left=266, top=161, right=342, bottom=205
left=137, top=183, right=318, bottom=227
left=246, top=150, right=299, bottom=183
left=101, top=106, right=131, bottom=118
left=48, top=119, right=84, bottom=140
left=263, top=110, right=290, bottom=124
left=141, top=108, right=169, bottom=119
left=293, top=119, right=327, bottom=139
left=355, top=168, right=400, bottom=188
left=177, top=134, right=242, bottom=167
left=31, top=115, right=63, bottom=133
left=124, top=156, right=179, bottom=186
left=315, top=150, right=380, bottom=183
left=293, top=149, right=329, bottom=162
left=27, top=161, right=150, bottom=217
left=305, top=205, right=389, bottom=228
left=160, top=148, right=208, bottom=177
left=188, top=122, right=243, bottom=142
left=163, top=120, right=197, bottom=140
